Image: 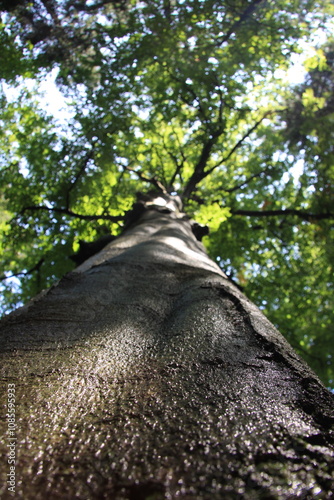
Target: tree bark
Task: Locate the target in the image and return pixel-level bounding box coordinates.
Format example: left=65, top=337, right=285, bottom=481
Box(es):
left=1, top=194, right=333, bottom=499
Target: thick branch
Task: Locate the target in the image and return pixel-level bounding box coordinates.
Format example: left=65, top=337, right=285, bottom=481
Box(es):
left=181, top=138, right=217, bottom=201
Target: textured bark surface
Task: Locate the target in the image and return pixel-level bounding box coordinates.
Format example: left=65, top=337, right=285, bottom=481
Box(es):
left=1, top=194, right=334, bottom=499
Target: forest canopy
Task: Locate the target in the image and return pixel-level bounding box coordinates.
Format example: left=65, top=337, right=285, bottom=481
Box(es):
left=0, top=0, right=333, bottom=386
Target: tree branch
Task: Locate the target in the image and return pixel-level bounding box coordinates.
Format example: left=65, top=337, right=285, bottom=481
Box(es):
left=167, top=151, right=185, bottom=190
left=181, top=137, right=217, bottom=201
left=70, top=0, right=125, bottom=13
left=122, top=165, right=167, bottom=194
left=231, top=208, right=334, bottom=222
left=217, top=0, right=265, bottom=47
left=65, top=148, right=95, bottom=209
left=20, top=205, right=124, bottom=222
left=220, top=167, right=271, bottom=194
left=181, top=111, right=273, bottom=202
left=0, top=258, right=44, bottom=282
left=165, top=67, right=211, bottom=126
left=206, top=111, right=273, bottom=176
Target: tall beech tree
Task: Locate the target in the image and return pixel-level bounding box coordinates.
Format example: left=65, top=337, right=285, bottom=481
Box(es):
left=1, top=192, right=334, bottom=499
left=0, top=1, right=334, bottom=496
left=1, top=0, right=333, bottom=384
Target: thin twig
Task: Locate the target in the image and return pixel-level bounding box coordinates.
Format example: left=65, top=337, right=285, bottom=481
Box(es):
left=231, top=208, right=333, bottom=222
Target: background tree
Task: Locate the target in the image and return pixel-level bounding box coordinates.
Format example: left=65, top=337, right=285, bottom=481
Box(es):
left=0, top=0, right=333, bottom=391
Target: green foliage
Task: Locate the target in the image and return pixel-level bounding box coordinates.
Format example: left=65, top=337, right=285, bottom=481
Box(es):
left=0, top=0, right=333, bottom=386
left=0, top=20, right=36, bottom=81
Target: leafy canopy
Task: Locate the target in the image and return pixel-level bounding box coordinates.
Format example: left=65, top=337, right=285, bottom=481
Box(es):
left=0, top=0, right=333, bottom=387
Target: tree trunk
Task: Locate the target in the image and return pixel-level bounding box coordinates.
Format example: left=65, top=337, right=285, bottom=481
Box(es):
left=1, top=194, right=333, bottom=499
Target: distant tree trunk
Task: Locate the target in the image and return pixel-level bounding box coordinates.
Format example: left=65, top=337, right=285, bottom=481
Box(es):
left=1, top=193, right=333, bottom=499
